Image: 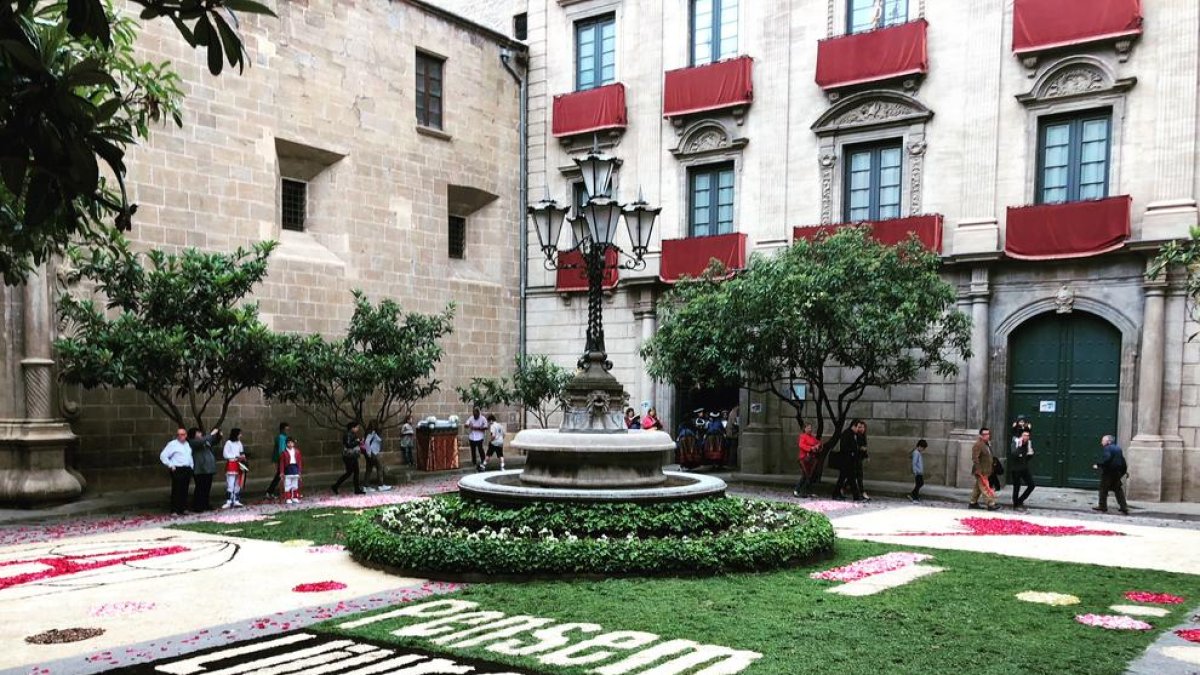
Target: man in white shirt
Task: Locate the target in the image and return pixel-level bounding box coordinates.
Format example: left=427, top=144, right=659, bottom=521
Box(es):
left=466, top=407, right=489, bottom=472
left=160, top=427, right=194, bottom=516
left=486, top=413, right=506, bottom=471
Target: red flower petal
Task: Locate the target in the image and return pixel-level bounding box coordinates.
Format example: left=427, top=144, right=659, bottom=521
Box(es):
left=1125, top=591, right=1185, bottom=604
left=292, top=581, right=347, bottom=593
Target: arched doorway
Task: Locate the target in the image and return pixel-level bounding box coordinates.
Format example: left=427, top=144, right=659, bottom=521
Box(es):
left=1007, top=311, right=1121, bottom=488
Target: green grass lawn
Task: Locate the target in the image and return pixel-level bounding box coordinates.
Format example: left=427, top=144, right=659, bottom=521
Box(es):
left=173, top=507, right=359, bottom=545
left=173, top=509, right=1200, bottom=675
left=318, top=538, right=1200, bottom=675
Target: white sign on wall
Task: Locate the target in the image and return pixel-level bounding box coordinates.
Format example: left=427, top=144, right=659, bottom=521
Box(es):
left=1039, top=400, right=1057, bottom=413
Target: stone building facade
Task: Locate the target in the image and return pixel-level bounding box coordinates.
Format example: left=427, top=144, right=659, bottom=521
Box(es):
left=521, top=0, right=1200, bottom=501
left=0, top=0, right=527, bottom=499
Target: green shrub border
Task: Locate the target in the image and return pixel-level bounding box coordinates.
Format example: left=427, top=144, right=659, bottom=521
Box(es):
left=345, top=496, right=836, bottom=579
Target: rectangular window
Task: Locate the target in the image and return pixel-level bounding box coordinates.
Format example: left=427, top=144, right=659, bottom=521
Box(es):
left=513, top=12, right=528, bottom=41
left=689, top=163, right=735, bottom=237
left=848, top=0, right=907, bottom=34
left=281, top=178, right=306, bottom=232
left=576, top=14, right=616, bottom=91
left=1037, top=111, right=1111, bottom=204
left=844, top=142, right=903, bottom=222
left=691, top=0, right=738, bottom=66
left=448, top=215, right=466, bottom=259
left=416, top=51, right=444, bottom=129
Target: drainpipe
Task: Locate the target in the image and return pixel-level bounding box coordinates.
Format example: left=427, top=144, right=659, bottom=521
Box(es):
left=500, top=48, right=529, bottom=360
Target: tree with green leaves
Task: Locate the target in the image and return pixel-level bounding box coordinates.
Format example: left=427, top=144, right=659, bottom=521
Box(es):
left=455, top=354, right=572, bottom=429
left=54, top=238, right=281, bottom=430
left=642, top=227, right=972, bottom=445
left=0, top=0, right=273, bottom=284
left=268, top=292, right=455, bottom=434
left=1151, top=226, right=1200, bottom=340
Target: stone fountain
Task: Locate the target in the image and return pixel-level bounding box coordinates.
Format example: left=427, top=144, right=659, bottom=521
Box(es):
left=459, top=149, right=726, bottom=505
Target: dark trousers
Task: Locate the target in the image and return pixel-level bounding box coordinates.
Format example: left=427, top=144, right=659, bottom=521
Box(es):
left=853, top=463, right=866, bottom=497
left=469, top=439, right=485, bottom=468
left=1099, top=472, right=1128, bottom=511
left=833, top=467, right=862, bottom=499
left=192, top=472, right=214, bottom=512
left=911, top=474, right=924, bottom=500
left=266, top=472, right=281, bottom=496
left=334, top=454, right=362, bottom=493
left=1011, top=468, right=1035, bottom=506
left=400, top=442, right=414, bottom=465
left=169, top=467, right=192, bottom=514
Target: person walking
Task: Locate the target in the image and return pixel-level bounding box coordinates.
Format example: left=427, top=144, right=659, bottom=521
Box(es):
left=854, top=422, right=871, bottom=501
left=910, top=439, right=927, bottom=504
left=1009, top=430, right=1036, bottom=511
left=968, top=427, right=999, bottom=511
left=1093, top=434, right=1130, bottom=514
left=189, top=427, right=217, bottom=512
left=160, top=427, right=193, bottom=516
left=277, top=437, right=304, bottom=504
left=266, top=422, right=289, bottom=499
left=486, top=413, right=506, bottom=471
left=832, top=420, right=865, bottom=501
left=794, top=423, right=821, bottom=498
left=333, top=421, right=365, bottom=494
left=399, top=414, right=416, bottom=466
left=221, top=428, right=246, bottom=508
left=466, top=407, right=489, bottom=472
left=364, top=422, right=390, bottom=491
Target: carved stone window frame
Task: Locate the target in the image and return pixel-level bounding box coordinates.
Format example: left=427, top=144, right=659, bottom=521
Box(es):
left=670, top=119, right=746, bottom=239
left=1017, top=56, right=1135, bottom=205
left=811, top=90, right=933, bottom=225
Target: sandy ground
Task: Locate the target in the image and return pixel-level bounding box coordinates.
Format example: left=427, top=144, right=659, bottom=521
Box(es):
left=832, top=505, right=1200, bottom=575
left=0, top=527, right=424, bottom=672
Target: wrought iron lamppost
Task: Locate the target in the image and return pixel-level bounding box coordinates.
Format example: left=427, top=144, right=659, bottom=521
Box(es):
left=527, top=149, right=661, bottom=431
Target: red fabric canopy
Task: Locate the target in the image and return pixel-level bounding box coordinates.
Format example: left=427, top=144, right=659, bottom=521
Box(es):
left=552, top=84, right=628, bottom=138
left=793, top=215, right=943, bottom=252
left=816, top=19, right=928, bottom=90
left=660, top=233, right=748, bottom=283
left=1013, top=0, right=1142, bottom=54
left=555, top=249, right=619, bottom=292
left=1005, top=196, right=1131, bottom=260
left=663, top=56, right=754, bottom=119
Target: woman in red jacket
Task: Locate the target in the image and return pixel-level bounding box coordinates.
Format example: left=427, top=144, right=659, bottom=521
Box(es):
left=277, top=437, right=303, bottom=504
left=793, top=423, right=822, bottom=498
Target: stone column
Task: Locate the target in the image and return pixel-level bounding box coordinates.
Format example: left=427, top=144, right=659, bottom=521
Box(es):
left=1127, top=264, right=1184, bottom=501
left=0, top=264, right=84, bottom=506
left=950, top=268, right=990, bottom=488
left=633, top=293, right=657, bottom=410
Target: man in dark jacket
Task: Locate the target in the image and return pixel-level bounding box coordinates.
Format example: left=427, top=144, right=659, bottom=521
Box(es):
left=333, top=422, right=365, bottom=495
left=189, top=427, right=219, bottom=512
left=831, top=419, right=865, bottom=501
left=1093, top=435, right=1129, bottom=514
left=1009, top=430, right=1036, bottom=511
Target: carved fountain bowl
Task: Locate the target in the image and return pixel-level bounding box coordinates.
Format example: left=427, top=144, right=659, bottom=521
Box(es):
left=457, top=428, right=727, bottom=505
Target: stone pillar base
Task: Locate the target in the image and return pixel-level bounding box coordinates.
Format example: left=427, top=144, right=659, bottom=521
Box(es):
left=0, top=420, right=84, bottom=507
left=949, top=429, right=978, bottom=489
left=1140, top=199, right=1198, bottom=241
left=1126, top=435, right=1172, bottom=502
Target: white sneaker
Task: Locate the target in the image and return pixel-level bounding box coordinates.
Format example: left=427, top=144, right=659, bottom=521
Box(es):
left=233, top=501, right=244, bottom=507
left=286, top=498, right=294, bottom=504
left=221, top=501, right=232, bottom=510
left=378, top=485, right=392, bottom=491
left=500, top=462, right=505, bottom=471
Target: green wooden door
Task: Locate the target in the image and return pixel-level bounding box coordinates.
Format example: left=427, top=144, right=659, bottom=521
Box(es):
left=1007, top=312, right=1120, bottom=488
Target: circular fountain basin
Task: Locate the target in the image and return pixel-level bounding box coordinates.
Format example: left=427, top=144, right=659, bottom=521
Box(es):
left=458, top=428, right=727, bottom=505
left=459, top=470, right=727, bottom=505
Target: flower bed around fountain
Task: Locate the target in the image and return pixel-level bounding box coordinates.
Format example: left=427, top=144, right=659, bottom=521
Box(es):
left=345, top=495, right=835, bottom=579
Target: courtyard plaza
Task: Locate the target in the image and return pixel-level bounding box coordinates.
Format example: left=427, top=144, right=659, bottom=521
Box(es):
left=0, top=467, right=1198, bottom=675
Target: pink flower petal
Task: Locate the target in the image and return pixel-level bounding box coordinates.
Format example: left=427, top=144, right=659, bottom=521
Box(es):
left=292, top=581, right=348, bottom=593
left=1075, top=614, right=1153, bottom=631
left=811, top=552, right=933, bottom=583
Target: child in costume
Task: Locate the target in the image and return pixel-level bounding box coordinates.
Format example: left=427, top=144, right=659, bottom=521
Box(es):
left=277, top=437, right=303, bottom=504
left=221, top=428, right=247, bottom=508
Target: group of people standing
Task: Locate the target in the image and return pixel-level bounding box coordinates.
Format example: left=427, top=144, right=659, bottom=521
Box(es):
left=333, top=420, right=399, bottom=494
left=158, top=426, right=251, bottom=516
left=793, top=419, right=871, bottom=501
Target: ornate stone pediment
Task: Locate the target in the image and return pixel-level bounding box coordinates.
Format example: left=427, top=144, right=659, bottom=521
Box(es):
left=811, top=90, right=933, bottom=137
left=670, top=120, right=748, bottom=160
left=1018, top=57, right=1136, bottom=105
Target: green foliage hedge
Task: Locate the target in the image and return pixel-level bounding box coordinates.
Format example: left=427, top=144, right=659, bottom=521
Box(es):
left=345, top=496, right=835, bottom=577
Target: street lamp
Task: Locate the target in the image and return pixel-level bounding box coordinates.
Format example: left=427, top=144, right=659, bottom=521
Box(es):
left=527, top=151, right=660, bottom=431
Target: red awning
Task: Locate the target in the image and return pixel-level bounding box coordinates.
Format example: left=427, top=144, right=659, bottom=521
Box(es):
left=1013, top=0, right=1142, bottom=55
left=1005, top=196, right=1131, bottom=260
left=552, top=83, right=628, bottom=138
left=555, top=249, right=619, bottom=292
left=660, top=232, right=748, bottom=283
left=663, top=56, right=754, bottom=119
left=815, top=20, right=928, bottom=90
left=793, top=215, right=944, bottom=252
